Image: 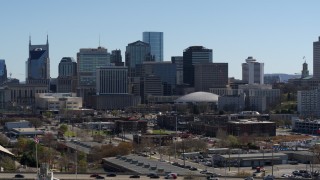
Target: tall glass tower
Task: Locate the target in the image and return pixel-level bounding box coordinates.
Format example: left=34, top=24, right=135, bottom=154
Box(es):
left=26, top=36, right=50, bottom=83
left=143, top=32, right=163, bottom=62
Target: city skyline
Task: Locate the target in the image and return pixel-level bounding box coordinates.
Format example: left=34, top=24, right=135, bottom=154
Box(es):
left=1, top=0, right=320, bottom=81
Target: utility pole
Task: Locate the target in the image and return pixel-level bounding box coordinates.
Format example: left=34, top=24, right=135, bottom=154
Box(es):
left=174, top=115, right=177, bottom=159
left=271, top=143, right=274, bottom=176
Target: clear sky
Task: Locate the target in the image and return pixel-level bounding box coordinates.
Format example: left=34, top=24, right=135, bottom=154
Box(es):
left=0, top=0, right=319, bottom=81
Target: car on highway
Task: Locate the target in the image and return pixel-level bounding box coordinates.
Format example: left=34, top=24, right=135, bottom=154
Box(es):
left=147, top=173, right=158, bottom=177
left=244, top=177, right=254, bottom=180
left=14, top=174, right=25, bottom=178
left=90, top=174, right=99, bottom=177
left=96, top=175, right=105, bottom=179
left=165, top=173, right=178, bottom=179
left=149, top=174, right=160, bottom=179
left=106, top=173, right=116, bottom=177
left=130, top=175, right=140, bottom=178
left=189, top=167, right=197, bottom=171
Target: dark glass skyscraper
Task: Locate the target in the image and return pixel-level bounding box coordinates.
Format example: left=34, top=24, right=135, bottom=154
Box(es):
left=0, top=59, right=7, bottom=85
left=57, top=57, right=77, bottom=93
left=143, top=32, right=163, bottom=62
left=26, top=36, right=50, bottom=84
left=314, top=37, right=320, bottom=79
left=111, top=49, right=123, bottom=66
left=125, top=40, right=152, bottom=77
left=183, top=46, right=212, bottom=87
left=58, top=57, right=77, bottom=77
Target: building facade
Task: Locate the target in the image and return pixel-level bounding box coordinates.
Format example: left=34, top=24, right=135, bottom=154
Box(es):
left=26, top=36, right=50, bottom=86
left=142, top=32, right=163, bottom=62
left=35, top=93, right=82, bottom=111
left=242, top=56, right=264, bottom=84
left=194, top=63, right=228, bottom=91
left=77, top=47, right=111, bottom=106
left=183, top=46, right=212, bottom=87
left=57, top=57, right=77, bottom=93
left=125, top=41, right=152, bottom=77
left=314, top=37, right=320, bottom=79
left=0, top=59, right=7, bottom=85
left=96, top=66, right=128, bottom=95
left=297, top=88, right=320, bottom=117
left=171, top=56, right=183, bottom=85
left=142, top=62, right=176, bottom=96
left=110, top=49, right=124, bottom=66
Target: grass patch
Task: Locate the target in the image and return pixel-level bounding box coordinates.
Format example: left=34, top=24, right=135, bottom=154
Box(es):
left=64, top=130, right=76, bottom=137
left=152, top=129, right=171, bottom=134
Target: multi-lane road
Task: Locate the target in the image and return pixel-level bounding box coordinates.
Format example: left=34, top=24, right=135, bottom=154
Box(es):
left=0, top=173, right=248, bottom=180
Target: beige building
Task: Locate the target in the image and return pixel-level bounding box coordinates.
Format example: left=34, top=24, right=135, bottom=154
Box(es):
left=35, top=93, right=82, bottom=111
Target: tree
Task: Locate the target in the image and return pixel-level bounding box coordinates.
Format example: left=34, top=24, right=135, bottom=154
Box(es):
left=0, top=133, right=9, bottom=146
left=28, top=118, right=43, bottom=128
left=0, top=156, right=16, bottom=172
left=59, top=124, right=68, bottom=135
left=227, top=135, right=240, bottom=148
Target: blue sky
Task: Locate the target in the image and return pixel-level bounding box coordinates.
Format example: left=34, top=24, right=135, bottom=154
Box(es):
left=0, top=0, right=319, bottom=81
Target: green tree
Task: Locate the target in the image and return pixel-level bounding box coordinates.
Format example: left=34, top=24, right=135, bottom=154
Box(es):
left=59, top=124, right=68, bottom=134
left=227, top=135, right=239, bottom=147
left=0, top=156, right=16, bottom=171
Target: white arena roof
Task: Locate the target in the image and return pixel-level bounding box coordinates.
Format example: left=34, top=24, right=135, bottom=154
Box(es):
left=174, top=91, right=219, bottom=103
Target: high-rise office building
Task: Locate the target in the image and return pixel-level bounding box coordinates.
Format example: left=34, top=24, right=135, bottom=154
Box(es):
left=125, top=40, right=152, bottom=77
left=0, top=59, right=7, bottom=85
left=111, top=49, right=124, bottom=66
left=96, top=66, right=128, bottom=94
left=142, top=61, right=176, bottom=96
left=242, top=56, right=264, bottom=84
left=59, top=57, right=77, bottom=77
left=314, top=37, right=320, bottom=79
left=77, top=47, right=111, bottom=106
left=194, top=63, right=228, bottom=91
left=57, top=57, right=77, bottom=93
left=183, top=46, right=213, bottom=87
left=171, top=56, right=183, bottom=85
left=26, top=36, right=50, bottom=85
left=143, top=32, right=163, bottom=62
left=77, top=47, right=111, bottom=87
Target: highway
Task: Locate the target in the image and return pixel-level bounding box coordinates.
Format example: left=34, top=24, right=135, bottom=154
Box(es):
left=0, top=173, right=247, bottom=180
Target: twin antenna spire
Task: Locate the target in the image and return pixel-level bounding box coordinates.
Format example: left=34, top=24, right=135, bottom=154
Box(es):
left=29, top=33, right=49, bottom=45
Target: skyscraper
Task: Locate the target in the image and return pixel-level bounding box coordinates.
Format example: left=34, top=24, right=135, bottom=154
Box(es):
left=77, top=47, right=110, bottom=87
left=57, top=57, right=77, bottom=93
left=242, top=56, right=264, bottom=84
left=0, top=59, right=7, bottom=85
left=194, top=63, right=228, bottom=91
left=314, top=37, right=320, bottom=79
left=125, top=40, right=152, bottom=77
left=110, top=49, right=124, bottom=66
left=77, top=47, right=111, bottom=105
left=26, top=36, right=50, bottom=84
left=171, top=56, right=183, bottom=85
left=183, top=46, right=213, bottom=87
left=143, top=32, right=163, bottom=62
left=96, top=66, right=128, bottom=94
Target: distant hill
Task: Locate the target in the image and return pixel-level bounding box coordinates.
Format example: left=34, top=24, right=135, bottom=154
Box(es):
left=264, top=73, right=302, bottom=82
